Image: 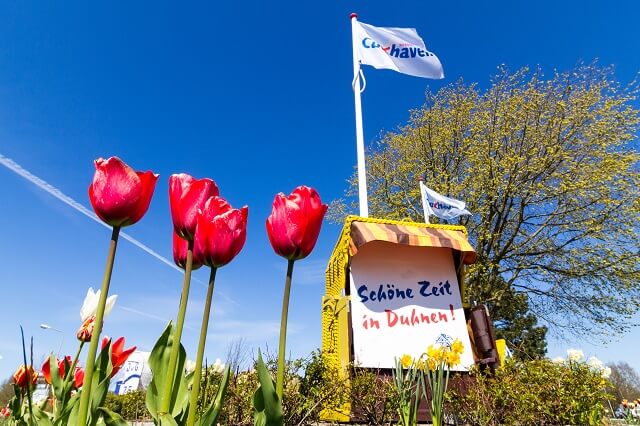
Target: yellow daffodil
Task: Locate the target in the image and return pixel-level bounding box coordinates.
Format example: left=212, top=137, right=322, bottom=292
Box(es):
left=427, top=344, right=437, bottom=359
left=446, top=351, right=461, bottom=367
left=400, top=354, right=412, bottom=368
left=451, top=339, right=464, bottom=355
left=427, top=357, right=437, bottom=371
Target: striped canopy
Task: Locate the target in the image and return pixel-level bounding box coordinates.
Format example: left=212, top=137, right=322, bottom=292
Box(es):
left=348, top=218, right=477, bottom=264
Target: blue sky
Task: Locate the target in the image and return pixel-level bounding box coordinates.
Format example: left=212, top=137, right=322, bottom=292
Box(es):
left=1, top=1, right=639, bottom=380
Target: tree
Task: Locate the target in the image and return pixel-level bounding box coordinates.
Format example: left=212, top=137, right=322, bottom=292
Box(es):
left=608, top=361, right=640, bottom=403
left=335, top=64, right=640, bottom=338
left=0, top=377, right=13, bottom=408
left=483, top=276, right=547, bottom=359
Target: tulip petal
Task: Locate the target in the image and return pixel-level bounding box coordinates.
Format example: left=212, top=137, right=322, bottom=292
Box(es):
left=103, top=294, right=118, bottom=319
left=173, top=232, right=203, bottom=270
left=266, top=186, right=327, bottom=260
left=88, top=157, right=158, bottom=227
left=169, top=174, right=219, bottom=240
left=195, top=196, right=248, bottom=268
left=80, top=287, right=98, bottom=321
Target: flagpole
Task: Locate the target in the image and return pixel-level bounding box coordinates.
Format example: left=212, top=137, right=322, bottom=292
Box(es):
left=419, top=178, right=430, bottom=224
left=350, top=12, right=369, bottom=218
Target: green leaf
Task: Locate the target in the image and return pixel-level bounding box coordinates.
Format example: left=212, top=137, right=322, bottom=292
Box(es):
left=88, top=341, right=115, bottom=426
left=146, top=323, right=173, bottom=420
left=97, top=407, right=129, bottom=426
left=32, top=406, right=54, bottom=426
left=159, top=413, right=180, bottom=426
left=252, top=350, right=283, bottom=426
left=196, top=365, right=232, bottom=426
left=54, top=393, right=79, bottom=426
left=146, top=321, right=191, bottom=422
left=48, top=354, right=63, bottom=400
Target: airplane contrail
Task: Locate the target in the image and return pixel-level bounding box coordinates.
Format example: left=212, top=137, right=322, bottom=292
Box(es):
left=0, top=153, right=185, bottom=274
left=0, top=153, right=240, bottom=304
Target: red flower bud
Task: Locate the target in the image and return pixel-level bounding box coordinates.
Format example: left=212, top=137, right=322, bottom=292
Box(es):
left=266, top=186, right=327, bottom=260
left=0, top=407, right=10, bottom=418
left=89, top=157, right=158, bottom=227
left=102, top=336, right=136, bottom=377
left=195, top=196, right=248, bottom=268
left=12, top=365, right=38, bottom=389
left=77, top=315, right=96, bottom=342
left=169, top=174, right=219, bottom=240
left=173, top=232, right=203, bottom=270
left=41, top=356, right=72, bottom=384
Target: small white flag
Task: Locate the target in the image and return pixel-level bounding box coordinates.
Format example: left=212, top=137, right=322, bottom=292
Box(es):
left=420, top=181, right=471, bottom=221
left=354, top=21, right=444, bottom=79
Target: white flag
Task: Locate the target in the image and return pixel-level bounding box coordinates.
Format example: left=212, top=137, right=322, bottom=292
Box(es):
left=420, top=181, right=471, bottom=221
left=354, top=21, right=444, bottom=79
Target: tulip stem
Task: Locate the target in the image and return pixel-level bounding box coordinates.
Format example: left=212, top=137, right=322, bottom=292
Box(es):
left=276, top=259, right=295, bottom=400
left=59, top=341, right=85, bottom=411
left=160, top=239, right=194, bottom=416
left=186, top=266, right=217, bottom=426
left=77, top=226, right=120, bottom=426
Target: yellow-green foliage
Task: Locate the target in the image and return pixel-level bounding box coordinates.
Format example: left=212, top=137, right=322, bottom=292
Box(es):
left=103, top=390, right=150, bottom=421
left=448, top=359, right=612, bottom=426
left=198, top=351, right=349, bottom=425
left=337, top=64, right=640, bottom=336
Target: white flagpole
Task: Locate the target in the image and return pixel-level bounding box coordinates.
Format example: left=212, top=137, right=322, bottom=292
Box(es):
left=419, top=178, right=430, bottom=224
left=350, top=13, right=369, bottom=217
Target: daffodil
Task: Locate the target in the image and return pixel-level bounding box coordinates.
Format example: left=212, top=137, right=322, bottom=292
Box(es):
left=427, top=344, right=437, bottom=359
left=566, top=348, right=584, bottom=363
left=451, top=339, right=464, bottom=355
left=79, top=287, right=117, bottom=321
left=212, top=358, right=225, bottom=374
left=427, top=357, right=437, bottom=371
left=446, top=351, right=461, bottom=367
left=400, top=354, right=413, bottom=368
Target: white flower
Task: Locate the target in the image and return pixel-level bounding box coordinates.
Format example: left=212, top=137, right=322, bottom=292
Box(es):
left=601, top=367, right=612, bottom=379
left=587, top=356, right=604, bottom=371
left=185, top=359, right=196, bottom=374
left=566, top=348, right=584, bottom=363
left=212, top=358, right=225, bottom=374
left=551, top=356, right=565, bottom=364
left=80, top=287, right=117, bottom=321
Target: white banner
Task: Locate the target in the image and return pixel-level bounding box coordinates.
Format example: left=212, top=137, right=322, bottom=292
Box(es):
left=113, top=351, right=150, bottom=395
left=354, top=21, right=444, bottom=79
left=420, top=182, right=471, bottom=221
left=349, top=242, right=474, bottom=370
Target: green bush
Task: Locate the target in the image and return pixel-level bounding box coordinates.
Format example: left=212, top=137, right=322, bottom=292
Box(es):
left=196, top=350, right=349, bottom=425
left=103, top=390, right=150, bottom=421
left=448, top=359, right=612, bottom=426
left=349, top=367, right=398, bottom=425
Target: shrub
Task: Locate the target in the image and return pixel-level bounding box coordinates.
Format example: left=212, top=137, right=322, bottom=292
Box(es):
left=198, top=350, right=348, bottom=425
left=103, top=390, right=150, bottom=421
left=448, top=359, right=612, bottom=426
left=349, top=368, right=398, bottom=425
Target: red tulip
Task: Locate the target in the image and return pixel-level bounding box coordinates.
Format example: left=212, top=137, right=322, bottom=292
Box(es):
left=89, top=157, right=158, bottom=227
left=73, top=367, right=85, bottom=389
left=266, top=186, right=327, bottom=260
left=12, top=365, right=38, bottom=388
left=169, top=174, right=219, bottom=240
left=173, top=231, right=204, bottom=270
left=76, top=315, right=95, bottom=342
left=0, top=407, right=10, bottom=418
left=102, top=336, right=136, bottom=377
left=194, top=196, right=248, bottom=268
left=41, top=356, right=72, bottom=384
